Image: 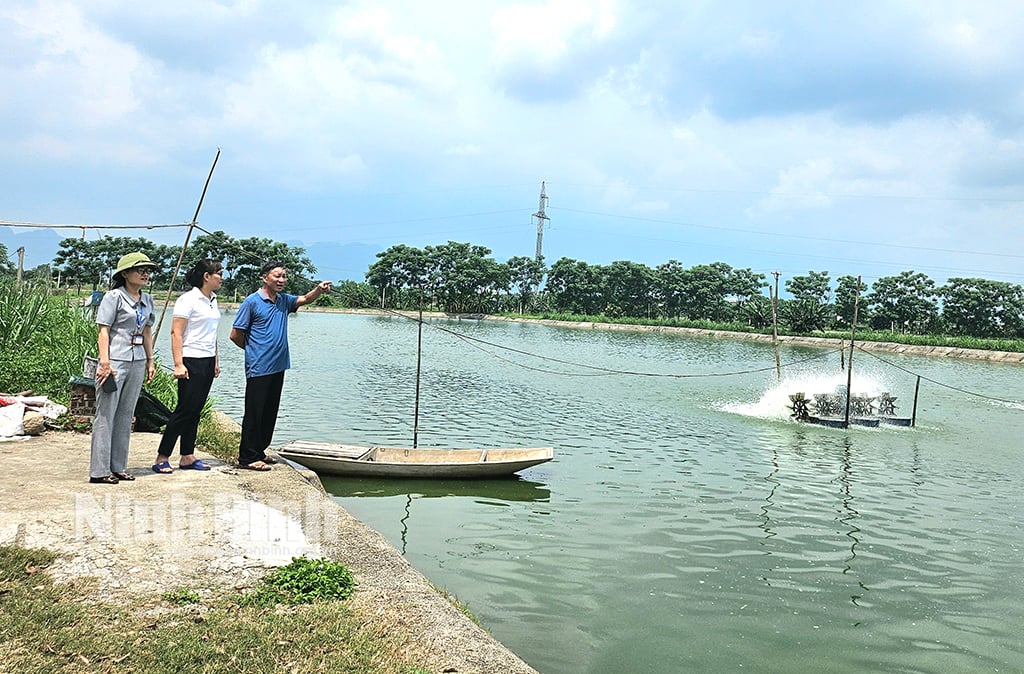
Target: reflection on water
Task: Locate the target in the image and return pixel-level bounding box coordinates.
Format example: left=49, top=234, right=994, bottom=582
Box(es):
left=167, top=314, right=1024, bottom=674
left=320, top=475, right=552, bottom=502
left=319, top=475, right=552, bottom=555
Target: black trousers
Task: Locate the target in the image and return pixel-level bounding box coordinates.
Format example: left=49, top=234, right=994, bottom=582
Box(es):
left=238, top=371, right=285, bottom=465
left=157, top=356, right=216, bottom=458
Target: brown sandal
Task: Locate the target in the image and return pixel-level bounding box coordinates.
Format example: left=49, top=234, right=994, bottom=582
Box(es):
left=241, top=461, right=272, bottom=472
left=113, top=471, right=135, bottom=481
left=89, top=475, right=119, bottom=485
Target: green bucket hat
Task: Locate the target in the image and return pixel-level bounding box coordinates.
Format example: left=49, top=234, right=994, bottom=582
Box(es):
left=115, top=252, right=158, bottom=275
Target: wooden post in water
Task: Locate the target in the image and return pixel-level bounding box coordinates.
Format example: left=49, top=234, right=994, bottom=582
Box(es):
left=771, top=271, right=781, bottom=380
left=911, top=375, right=921, bottom=427
left=842, top=276, right=862, bottom=428
left=413, top=287, right=424, bottom=448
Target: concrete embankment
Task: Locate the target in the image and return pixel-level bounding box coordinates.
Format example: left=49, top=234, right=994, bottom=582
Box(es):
left=484, top=316, right=1024, bottom=364
left=0, top=429, right=539, bottom=674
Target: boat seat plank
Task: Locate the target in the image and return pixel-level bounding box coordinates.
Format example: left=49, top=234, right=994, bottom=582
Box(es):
left=279, top=440, right=370, bottom=459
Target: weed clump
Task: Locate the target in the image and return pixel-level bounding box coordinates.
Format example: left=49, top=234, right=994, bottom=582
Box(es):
left=240, top=556, right=356, bottom=606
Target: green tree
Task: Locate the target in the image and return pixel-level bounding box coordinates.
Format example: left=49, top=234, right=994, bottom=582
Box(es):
left=366, top=244, right=429, bottom=309
left=545, top=258, right=602, bottom=315
left=228, top=237, right=316, bottom=298
left=600, top=260, right=654, bottom=317
left=506, top=255, right=545, bottom=314
left=725, top=267, right=768, bottom=314
left=742, top=294, right=774, bottom=329
left=834, top=275, right=869, bottom=328
left=653, top=260, right=687, bottom=318
left=52, top=238, right=107, bottom=290
left=867, top=271, right=938, bottom=333
left=677, top=262, right=734, bottom=321
left=333, top=280, right=379, bottom=308
left=782, top=298, right=831, bottom=333
left=424, top=241, right=503, bottom=313
left=52, top=236, right=174, bottom=290
left=786, top=270, right=831, bottom=304
left=0, top=243, right=15, bottom=279
left=23, top=264, right=52, bottom=284
left=939, top=277, right=1024, bottom=338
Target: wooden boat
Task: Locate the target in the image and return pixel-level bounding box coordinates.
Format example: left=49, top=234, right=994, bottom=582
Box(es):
left=278, top=440, right=554, bottom=478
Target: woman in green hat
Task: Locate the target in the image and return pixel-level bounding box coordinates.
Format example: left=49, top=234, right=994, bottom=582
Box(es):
left=89, top=252, right=158, bottom=484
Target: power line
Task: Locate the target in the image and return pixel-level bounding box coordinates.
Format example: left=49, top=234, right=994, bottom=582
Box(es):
left=1, top=220, right=192, bottom=230
left=855, top=346, right=1024, bottom=407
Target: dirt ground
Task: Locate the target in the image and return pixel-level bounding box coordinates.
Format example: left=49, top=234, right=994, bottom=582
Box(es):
left=0, top=430, right=538, bottom=674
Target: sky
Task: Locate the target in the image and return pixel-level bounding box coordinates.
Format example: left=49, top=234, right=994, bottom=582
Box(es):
left=3, top=0, right=1024, bottom=290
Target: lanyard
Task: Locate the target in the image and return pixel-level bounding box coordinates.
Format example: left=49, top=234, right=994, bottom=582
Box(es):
left=118, top=291, right=146, bottom=335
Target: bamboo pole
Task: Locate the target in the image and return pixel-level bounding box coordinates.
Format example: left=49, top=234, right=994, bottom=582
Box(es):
left=154, top=148, right=221, bottom=340
left=771, top=271, right=780, bottom=380
left=842, top=276, right=861, bottom=428
left=911, top=375, right=921, bottom=427
left=413, top=286, right=424, bottom=449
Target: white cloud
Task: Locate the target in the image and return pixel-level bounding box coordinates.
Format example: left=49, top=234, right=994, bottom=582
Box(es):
left=2, top=1, right=145, bottom=130
left=489, top=0, right=620, bottom=96
left=491, top=0, right=618, bottom=65
left=445, top=144, right=482, bottom=157
left=2, top=1, right=1024, bottom=283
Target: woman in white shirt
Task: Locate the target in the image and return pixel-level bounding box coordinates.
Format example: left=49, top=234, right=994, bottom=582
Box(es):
left=153, top=259, right=223, bottom=473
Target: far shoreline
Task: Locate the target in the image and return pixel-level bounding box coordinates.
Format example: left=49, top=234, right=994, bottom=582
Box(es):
left=219, top=303, right=1024, bottom=365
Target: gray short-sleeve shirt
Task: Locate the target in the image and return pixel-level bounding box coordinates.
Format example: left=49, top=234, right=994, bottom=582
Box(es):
left=96, top=288, right=155, bottom=362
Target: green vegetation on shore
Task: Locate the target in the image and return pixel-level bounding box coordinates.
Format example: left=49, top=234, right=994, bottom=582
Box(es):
left=7, top=233, right=1024, bottom=354
left=0, top=545, right=428, bottom=674
left=0, top=282, right=240, bottom=460
left=0, top=282, right=99, bottom=398
left=519, top=311, right=1024, bottom=353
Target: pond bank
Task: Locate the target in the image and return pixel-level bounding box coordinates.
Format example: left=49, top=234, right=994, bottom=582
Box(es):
left=0, top=429, right=539, bottom=674
left=488, top=316, right=1024, bottom=364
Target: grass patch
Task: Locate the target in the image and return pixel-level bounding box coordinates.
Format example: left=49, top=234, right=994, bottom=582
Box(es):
left=161, top=587, right=201, bottom=605
left=195, top=411, right=242, bottom=463
left=239, top=557, right=357, bottom=607
left=0, top=545, right=426, bottom=674
left=429, top=581, right=481, bottom=627
left=0, top=282, right=98, bottom=401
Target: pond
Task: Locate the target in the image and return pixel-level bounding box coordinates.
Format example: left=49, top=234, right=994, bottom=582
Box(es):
left=174, top=312, right=1024, bottom=673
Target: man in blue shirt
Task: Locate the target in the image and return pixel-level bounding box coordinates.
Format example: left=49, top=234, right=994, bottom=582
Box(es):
left=230, top=261, right=331, bottom=470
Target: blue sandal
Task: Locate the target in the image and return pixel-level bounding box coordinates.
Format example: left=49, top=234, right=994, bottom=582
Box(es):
left=151, top=461, right=173, bottom=474
left=179, top=459, right=210, bottom=471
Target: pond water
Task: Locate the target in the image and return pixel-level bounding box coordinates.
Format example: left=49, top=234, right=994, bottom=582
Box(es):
left=162, top=312, right=1024, bottom=673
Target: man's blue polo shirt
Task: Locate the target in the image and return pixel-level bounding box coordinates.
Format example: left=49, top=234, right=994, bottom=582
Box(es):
left=232, top=289, right=298, bottom=379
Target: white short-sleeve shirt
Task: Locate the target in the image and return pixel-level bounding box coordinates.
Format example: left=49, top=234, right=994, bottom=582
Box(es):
left=173, top=287, right=220, bottom=358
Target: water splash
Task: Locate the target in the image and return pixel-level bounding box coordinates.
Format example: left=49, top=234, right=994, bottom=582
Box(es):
left=723, top=368, right=891, bottom=420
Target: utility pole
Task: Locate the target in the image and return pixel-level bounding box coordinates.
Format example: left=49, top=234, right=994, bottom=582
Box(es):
left=532, top=181, right=550, bottom=263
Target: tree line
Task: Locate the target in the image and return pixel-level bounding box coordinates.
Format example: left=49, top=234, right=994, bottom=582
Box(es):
left=4, top=236, right=1024, bottom=340
left=363, top=243, right=1024, bottom=340
left=4, top=233, right=319, bottom=300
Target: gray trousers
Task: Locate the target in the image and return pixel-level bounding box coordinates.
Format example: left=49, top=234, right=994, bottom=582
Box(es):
left=89, top=359, right=146, bottom=478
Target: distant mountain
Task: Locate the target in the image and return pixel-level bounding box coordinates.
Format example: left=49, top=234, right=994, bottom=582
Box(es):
left=288, top=240, right=383, bottom=282
left=0, top=227, right=63, bottom=269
